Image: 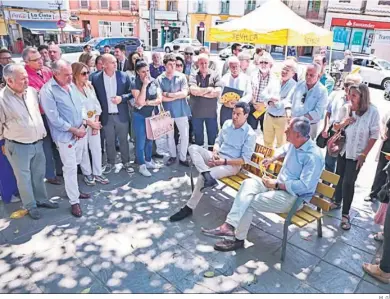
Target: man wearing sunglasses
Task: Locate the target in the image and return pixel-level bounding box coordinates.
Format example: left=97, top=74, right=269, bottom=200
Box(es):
left=222, top=43, right=242, bottom=76
left=23, top=47, right=63, bottom=186
left=320, top=74, right=362, bottom=173
left=183, top=46, right=195, bottom=77
left=289, top=63, right=328, bottom=140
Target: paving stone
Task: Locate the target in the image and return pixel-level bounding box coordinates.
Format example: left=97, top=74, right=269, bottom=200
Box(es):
left=252, top=212, right=298, bottom=240
left=363, top=271, right=390, bottom=293
left=323, top=241, right=374, bottom=277
left=340, top=225, right=380, bottom=255
left=294, top=282, right=321, bottom=293
left=355, top=280, right=388, bottom=294
left=351, top=210, right=383, bottom=233
left=178, top=271, right=241, bottom=293
left=306, top=261, right=360, bottom=293
left=0, top=232, right=7, bottom=245
left=325, top=208, right=359, bottom=221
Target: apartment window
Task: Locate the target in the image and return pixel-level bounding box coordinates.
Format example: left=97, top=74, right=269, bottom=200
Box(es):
left=100, top=0, right=108, bottom=9
left=80, top=0, right=89, bottom=9
left=220, top=0, right=230, bottom=14
left=245, top=0, right=256, bottom=13
left=121, top=0, right=130, bottom=9
left=196, top=0, right=206, bottom=13
left=167, top=0, right=178, bottom=11
left=378, top=0, right=390, bottom=5
left=98, top=21, right=112, bottom=37
left=306, top=0, right=320, bottom=18
left=120, top=22, right=134, bottom=36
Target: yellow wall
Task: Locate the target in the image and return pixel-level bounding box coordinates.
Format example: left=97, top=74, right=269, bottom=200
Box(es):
left=190, top=14, right=239, bottom=42
left=0, top=19, right=7, bottom=36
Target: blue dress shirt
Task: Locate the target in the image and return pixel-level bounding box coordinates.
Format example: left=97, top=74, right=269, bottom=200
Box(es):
left=320, top=73, right=335, bottom=95
left=275, top=139, right=325, bottom=202
left=215, top=120, right=257, bottom=164
left=39, top=79, right=83, bottom=143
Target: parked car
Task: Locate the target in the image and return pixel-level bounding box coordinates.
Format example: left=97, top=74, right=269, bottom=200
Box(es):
left=58, top=44, right=100, bottom=63
left=352, top=56, right=390, bottom=89
left=163, top=38, right=202, bottom=54
left=86, top=37, right=143, bottom=55
left=218, top=43, right=256, bottom=60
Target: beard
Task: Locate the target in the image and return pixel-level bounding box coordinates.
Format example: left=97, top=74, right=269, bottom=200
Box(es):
left=259, top=67, right=269, bottom=74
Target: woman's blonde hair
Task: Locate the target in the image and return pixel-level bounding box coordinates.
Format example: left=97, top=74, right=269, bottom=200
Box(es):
left=71, top=62, right=89, bottom=84
left=349, top=83, right=370, bottom=116
left=79, top=52, right=94, bottom=66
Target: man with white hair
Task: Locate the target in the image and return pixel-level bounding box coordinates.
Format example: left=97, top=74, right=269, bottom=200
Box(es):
left=197, top=46, right=217, bottom=71
left=137, top=46, right=148, bottom=63
left=189, top=53, right=222, bottom=149
left=289, top=63, right=328, bottom=139
left=201, top=117, right=324, bottom=251
left=0, top=64, right=58, bottom=220
left=220, top=56, right=252, bottom=127
left=48, top=44, right=62, bottom=63
left=248, top=54, right=275, bottom=132
left=261, top=59, right=297, bottom=148
left=40, top=59, right=93, bottom=218
left=238, top=52, right=256, bottom=76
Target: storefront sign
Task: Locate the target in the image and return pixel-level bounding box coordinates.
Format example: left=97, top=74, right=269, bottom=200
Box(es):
left=8, top=10, right=69, bottom=21
left=375, top=30, right=390, bottom=44
left=331, top=18, right=390, bottom=30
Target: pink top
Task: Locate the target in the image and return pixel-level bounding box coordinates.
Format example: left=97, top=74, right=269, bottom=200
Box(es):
left=25, top=65, right=53, bottom=114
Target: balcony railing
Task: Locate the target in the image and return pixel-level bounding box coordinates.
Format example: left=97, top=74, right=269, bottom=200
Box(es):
left=220, top=2, right=230, bottom=14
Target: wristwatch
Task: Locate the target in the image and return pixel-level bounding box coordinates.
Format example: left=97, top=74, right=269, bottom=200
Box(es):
left=224, top=158, right=227, bottom=166
left=275, top=182, right=279, bottom=190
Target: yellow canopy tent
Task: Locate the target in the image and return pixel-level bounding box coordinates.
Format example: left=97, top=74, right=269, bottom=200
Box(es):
left=208, top=0, right=333, bottom=47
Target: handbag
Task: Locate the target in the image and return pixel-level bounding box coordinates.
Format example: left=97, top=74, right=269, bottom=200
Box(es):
left=145, top=104, right=174, bottom=140
left=316, top=125, right=334, bottom=149
left=327, top=127, right=347, bottom=158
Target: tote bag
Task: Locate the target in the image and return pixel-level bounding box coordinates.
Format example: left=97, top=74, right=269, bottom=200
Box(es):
left=145, top=104, right=174, bottom=140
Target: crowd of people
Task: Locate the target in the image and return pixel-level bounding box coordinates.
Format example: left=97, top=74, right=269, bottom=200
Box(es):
left=0, top=42, right=389, bottom=284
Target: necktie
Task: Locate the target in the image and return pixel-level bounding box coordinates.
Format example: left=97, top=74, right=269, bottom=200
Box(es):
left=119, top=62, right=122, bottom=71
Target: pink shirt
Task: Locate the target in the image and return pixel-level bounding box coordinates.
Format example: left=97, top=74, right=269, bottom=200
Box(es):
left=25, top=65, right=52, bottom=114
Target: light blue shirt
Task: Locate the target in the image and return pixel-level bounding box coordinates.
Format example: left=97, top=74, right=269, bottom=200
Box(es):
left=215, top=119, right=256, bottom=163
left=290, top=81, right=328, bottom=124
left=261, top=78, right=297, bottom=117
left=320, top=73, right=335, bottom=95
left=39, top=78, right=83, bottom=143
left=327, top=90, right=348, bottom=125
left=157, top=71, right=191, bottom=118
left=276, top=139, right=325, bottom=203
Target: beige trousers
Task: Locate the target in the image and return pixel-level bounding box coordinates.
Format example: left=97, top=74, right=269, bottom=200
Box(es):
left=263, top=113, right=287, bottom=148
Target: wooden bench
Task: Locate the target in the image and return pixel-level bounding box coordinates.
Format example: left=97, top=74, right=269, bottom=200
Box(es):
left=190, top=144, right=340, bottom=261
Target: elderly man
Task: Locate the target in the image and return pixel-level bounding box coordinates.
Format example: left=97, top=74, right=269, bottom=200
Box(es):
left=91, top=54, right=134, bottom=174
left=48, top=44, right=62, bottom=63
left=149, top=52, right=165, bottom=79
left=137, top=46, right=148, bottom=63
left=261, top=59, right=297, bottom=148
left=0, top=64, right=58, bottom=220
left=197, top=46, right=217, bottom=71
left=222, top=43, right=241, bottom=76
left=290, top=63, right=328, bottom=140
left=157, top=53, right=191, bottom=167
left=320, top=74, right=362, bottom=173
left=220, top=56, right=252, bottom=127
left=23, top=47, right=63, bottom=186
left=183, top=46, right=195, bottom=76
left=313, top=54, right=335, bottom=95
left=249, top=54, right=274, bottom=132
left=169, top=102, right=256, bottom=222
left=38, top=45, right=51, bottom=68
left=40, top=60, right=92, bottom=217
left=202, top=117, right=324, bottom=251
left=189, top=53, right=222, bottom=149
left=238, top=52, right=256, bottom=76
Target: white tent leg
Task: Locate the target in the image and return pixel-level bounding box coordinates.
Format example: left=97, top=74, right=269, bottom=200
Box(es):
left=328, top=46, right=333, bottom=71
left=285, top=45, right=288, bottom=59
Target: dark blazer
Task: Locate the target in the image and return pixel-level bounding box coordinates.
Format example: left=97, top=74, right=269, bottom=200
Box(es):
left=91, top=70, right=132, bottom=126
left=117, top=58, right=130, bottom=72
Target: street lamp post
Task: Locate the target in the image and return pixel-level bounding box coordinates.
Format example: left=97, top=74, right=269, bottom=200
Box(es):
left=55, top=0, right=65, bottom=44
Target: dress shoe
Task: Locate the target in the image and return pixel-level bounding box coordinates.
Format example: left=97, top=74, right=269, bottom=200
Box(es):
left=179, top=159, right=190, bottom=167
left=71, top=204, right=82, bottom=217
left=28, top=207, right=41, bottom=220
left=165, top=157, right=177, bottom=166
left=201, top=226, right=235, bottom=238
left=214, top=239, right=244, bottom=252
left=169, top=205, right=193, bottom=222
left=37, top=201, right=59, bottom=209
left=46, top=177, right=62, bottom=185
left=200, top=171, right=218, bottom=193
left=79, top=192, right=91, bottom=199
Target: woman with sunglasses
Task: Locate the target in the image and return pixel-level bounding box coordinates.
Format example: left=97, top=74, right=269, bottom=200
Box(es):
left=331, top=83, right=379, bottom=230
left=71, top=62, right=109, bottom=185
left=130, top=60, right=162, bottom=177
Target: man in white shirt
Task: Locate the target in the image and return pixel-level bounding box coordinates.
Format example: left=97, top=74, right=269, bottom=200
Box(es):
left=220, top=56, right=252, bottom=127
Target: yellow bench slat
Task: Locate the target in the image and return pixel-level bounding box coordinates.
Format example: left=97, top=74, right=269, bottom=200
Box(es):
left=219, top=177, right=241, bottom=191
left=278, top=213, right=308, bottom=228
left=301, top=205, right=323, bottom=219
left=316, top=182, right=336, bottom=199
left=295, top=210, right=316, bottom=223
left=310, top=196, right=332, bottom=212
left=321, top=170, right=340, bottom=186
left=237, top=172, right=249, bottom=180
left=229, top=175, right=246, bottom=184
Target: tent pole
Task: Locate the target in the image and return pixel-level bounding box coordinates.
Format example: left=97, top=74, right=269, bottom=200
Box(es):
left=285, top=45, right=288, bottom=59
left=328, top=45, right=333, bottom=73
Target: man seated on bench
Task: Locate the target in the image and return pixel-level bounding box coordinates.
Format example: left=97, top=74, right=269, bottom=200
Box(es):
left=169, top=102, right=257, bottom=222
left=201, top=117, right=324, bottom=252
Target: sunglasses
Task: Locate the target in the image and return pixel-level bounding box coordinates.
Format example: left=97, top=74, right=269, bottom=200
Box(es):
left=176, top=63, right=183, bottom=67
left=259, top=61, right=269, bottom=65
left=301, top=93, right=307, bottom=104
left=81, top=71, right=90, bottom=76
left=185, top=52, right=193, bottom=56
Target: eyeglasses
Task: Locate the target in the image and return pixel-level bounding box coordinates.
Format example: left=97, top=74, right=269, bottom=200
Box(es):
left=81, top=71, right=90, bottom=76
left=185, top=52, right=193, bottom=56
left=0, top=56, right=12, bottom=60
left=301, top=93, right=307, bottom=104
left=176, top=63, right=183, bottom=68
left=259, top=61, right=269, bottom=65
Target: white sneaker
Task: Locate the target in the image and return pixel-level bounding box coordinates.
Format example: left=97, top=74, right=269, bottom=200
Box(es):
left=145, top=160, right=159, bottom=169
left=139, top=164, right=152, bottom=177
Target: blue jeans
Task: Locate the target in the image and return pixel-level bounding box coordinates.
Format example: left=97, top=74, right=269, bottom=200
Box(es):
left=133, top=111, right=152, bottom=165
left=325, top=151, right=337, bottom=173
left=192, top=117, right=218, bottom=149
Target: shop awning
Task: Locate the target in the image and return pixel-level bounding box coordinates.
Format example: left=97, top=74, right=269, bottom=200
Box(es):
left=17, top=21, right=83, bottom=35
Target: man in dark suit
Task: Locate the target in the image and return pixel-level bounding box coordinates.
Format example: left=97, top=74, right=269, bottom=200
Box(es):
left=114, top=44, right=130, bottom=72
left=90, top=54, right=134, bottom=174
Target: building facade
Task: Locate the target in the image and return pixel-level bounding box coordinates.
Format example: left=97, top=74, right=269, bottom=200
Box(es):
left=69, top=0, right=139, bottom=41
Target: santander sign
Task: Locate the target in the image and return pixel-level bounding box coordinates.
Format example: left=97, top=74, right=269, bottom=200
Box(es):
left=332, top=18, right=390, bottom=30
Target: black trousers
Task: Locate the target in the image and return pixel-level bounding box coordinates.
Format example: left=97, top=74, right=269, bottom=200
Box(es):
left=247, top=104, right=265, bottom=132
left=335, top=154, right=361, bottom=216
left=220, top=106, right=233, bottom=128
left=380, top=198, right=390, bottom=273
left=369, top=140, right=390, bottom=199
